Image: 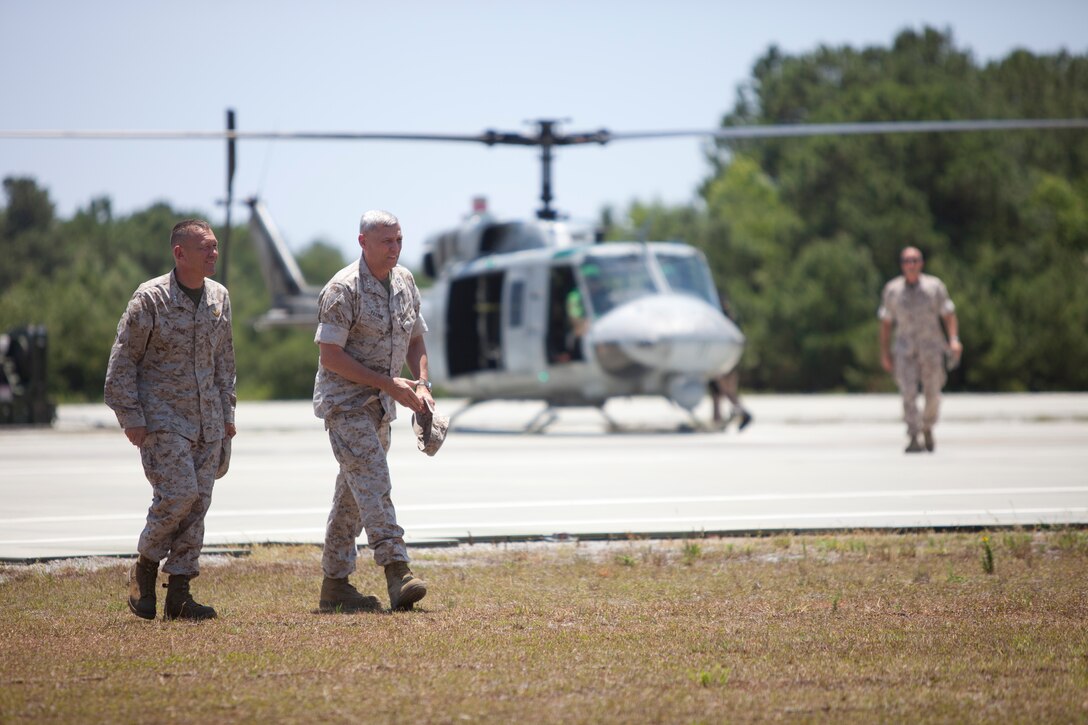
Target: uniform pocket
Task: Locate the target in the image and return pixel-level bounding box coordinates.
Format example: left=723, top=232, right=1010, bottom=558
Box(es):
left=328, top=409, right=383, bottom=459
left=205, top=315, right=229, bottom=348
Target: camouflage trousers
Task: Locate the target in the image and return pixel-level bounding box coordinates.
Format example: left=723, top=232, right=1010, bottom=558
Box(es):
left=893, top=345, right=947, bottom=437
left=322, top=406, right=408, bottom=578
left=138, top=431, right=220, bottom=577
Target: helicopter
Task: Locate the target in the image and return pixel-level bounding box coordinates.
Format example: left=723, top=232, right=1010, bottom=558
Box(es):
left=5, top=115, right=1087, bottom=430
left=238, top=117, right=752, bottom=431
left=247, top=191, right=744, bottom=431
left=418, top=201, right=745, bottom=427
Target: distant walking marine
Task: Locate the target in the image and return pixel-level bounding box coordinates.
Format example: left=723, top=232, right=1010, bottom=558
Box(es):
left=878, top=246, right=961, bottom=453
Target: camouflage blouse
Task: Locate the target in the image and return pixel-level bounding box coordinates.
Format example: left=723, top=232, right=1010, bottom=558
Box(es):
left=313, top=259, right=427, bottom=423
left=105, top=271, right=236, bottom=442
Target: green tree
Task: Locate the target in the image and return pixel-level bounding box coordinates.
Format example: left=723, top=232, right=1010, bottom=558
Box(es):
left=2, top=176, right=55, bottom=237
left=775, top=237, right=882, bottom=391
left=296, top=239, right=347, bottom=283
left=1, top=177, right=63, bottom=291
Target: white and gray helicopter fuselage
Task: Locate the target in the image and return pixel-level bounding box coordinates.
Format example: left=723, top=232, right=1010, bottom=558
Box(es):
left=420, top=213, right=744, bottom=411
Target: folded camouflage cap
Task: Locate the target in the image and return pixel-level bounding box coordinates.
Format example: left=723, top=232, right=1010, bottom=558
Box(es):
left=412, top=401, right=449, bottom=456
left=216, top=436, right=231, bottom=479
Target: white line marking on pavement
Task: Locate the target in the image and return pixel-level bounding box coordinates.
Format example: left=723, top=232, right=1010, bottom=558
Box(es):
left=401, top=507, right=1088, bottom=532
left=2, top=486, right=1084, bottom=525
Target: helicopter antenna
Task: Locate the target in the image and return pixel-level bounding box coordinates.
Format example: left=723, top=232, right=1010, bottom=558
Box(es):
left=221, top=109, right=236, bottom=286
left=537, top=120, right=559, bottom=220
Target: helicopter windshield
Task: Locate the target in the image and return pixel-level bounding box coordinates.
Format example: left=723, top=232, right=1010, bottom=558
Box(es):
left=577, top=247, right=720, bottom=318
left=654, top=250, right=719, bottom=306
left=580, top=253, right=658, bottom=317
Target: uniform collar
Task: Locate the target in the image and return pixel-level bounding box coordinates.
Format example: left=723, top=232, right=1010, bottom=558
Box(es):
left=903, top=272, right=925, bottom=289
left=169, top=269, right=201, bottom=310
left=358, top=258, right=404, bottom=295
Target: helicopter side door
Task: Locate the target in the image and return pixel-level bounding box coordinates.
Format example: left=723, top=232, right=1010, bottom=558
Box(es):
left=445, top=271, right=504, bottom=377
left=502, top=263, right=548, bottom=374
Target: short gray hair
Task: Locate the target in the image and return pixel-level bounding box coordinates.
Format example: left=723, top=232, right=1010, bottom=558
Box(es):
left=170, top=219, right=213, bottom=247
left=359, top=210, right=399, bottom=235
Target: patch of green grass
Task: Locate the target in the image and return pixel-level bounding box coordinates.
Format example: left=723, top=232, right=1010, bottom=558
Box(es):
left=1054, top=527, right=1088, bottom=555
left=1, top=531, right=1086, bottom=723
left=681, top=540, right=702, bottom=565
left=1002, top=531, right=1034, bottom=560
left=981, top=535, right=995, bottom=575
left=689, top=664, right=731, bottom=688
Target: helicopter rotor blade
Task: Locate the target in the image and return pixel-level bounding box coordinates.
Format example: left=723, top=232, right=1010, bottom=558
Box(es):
left=6, top=117, right=1084, bottom=224
left=608, top=118, right=1088, bottom=142
left=3, top=118, right=1085, bottom=145
left=0, top=129, right=497, bottom=143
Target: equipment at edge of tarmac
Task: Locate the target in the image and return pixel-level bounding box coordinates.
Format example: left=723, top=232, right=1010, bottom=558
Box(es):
left=1, top=325, right=56, bottom=426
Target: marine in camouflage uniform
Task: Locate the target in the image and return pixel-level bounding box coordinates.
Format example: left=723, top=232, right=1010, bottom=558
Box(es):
left=105, top=219, right=236, bottom=620
left=879, top=246, right=962, bottom=453
left=313, top=210, right=433, bottom=612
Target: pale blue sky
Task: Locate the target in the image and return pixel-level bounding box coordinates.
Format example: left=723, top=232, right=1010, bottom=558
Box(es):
left=2, top=0, right=1086, bottom=267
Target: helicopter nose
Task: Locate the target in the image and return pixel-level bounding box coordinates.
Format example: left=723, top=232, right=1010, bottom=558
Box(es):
left=588, top=293, right=745, bottom=377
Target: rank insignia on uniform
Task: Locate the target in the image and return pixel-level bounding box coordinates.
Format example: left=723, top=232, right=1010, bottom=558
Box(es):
left=212, top=308, right=221, bottom=317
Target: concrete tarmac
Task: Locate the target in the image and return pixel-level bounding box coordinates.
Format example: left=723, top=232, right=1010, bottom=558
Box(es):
left=1, top=393, right=1086, bottom=561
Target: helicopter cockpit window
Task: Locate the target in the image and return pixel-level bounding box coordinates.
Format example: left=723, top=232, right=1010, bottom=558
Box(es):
left=581, top=254, right=657, bottom=317
left=654, top=251, right=718, bottom=306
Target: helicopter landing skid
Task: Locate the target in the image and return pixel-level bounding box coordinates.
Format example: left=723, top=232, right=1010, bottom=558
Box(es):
left=685, top=408, right=721, bottom=434
left=525, top=403, right=622, bottom=434
left=444, top=399, right=561, bottom=434
left=446, top=399, right=716, bottom=434
left=524, top=407, right=560, bottom=434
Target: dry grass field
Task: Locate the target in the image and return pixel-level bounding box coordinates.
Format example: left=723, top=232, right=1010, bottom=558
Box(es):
left=2, top=530, right=1086, bottom=723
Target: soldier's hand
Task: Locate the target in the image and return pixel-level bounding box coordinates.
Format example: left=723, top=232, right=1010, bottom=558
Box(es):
left=947, top=338, right=963, bottom=370
left=124, top=426, right=147, bottom=448
left=416, top=384, right=435, bottom=409
left=225, top=422, right=237, bottom=439
left=389, top=376, right=425, bottom=414
left=880, top=351, right=894, bottom=373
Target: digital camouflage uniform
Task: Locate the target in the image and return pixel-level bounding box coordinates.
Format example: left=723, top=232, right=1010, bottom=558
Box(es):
left=313, top=259, right=426, bottom=578
left=105, top=271, right=236, bottom=577
left=878, top=273, right=955, bottom=437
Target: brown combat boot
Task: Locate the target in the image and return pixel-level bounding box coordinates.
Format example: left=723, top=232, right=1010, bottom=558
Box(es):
left=163, top=574, right=217, bottom=621
left=905, top=435, right=924, bottom=453
left=127, top=555, right=159, bottom=620
left=319, top=576, right=382, bottom=613
left=384, top=561, right=427, bottom=611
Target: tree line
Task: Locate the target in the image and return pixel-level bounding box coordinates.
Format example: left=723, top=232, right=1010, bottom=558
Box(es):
left=2, top=27, right=1086, bottom=400
left=607, top=28, right=1088, bottom=392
